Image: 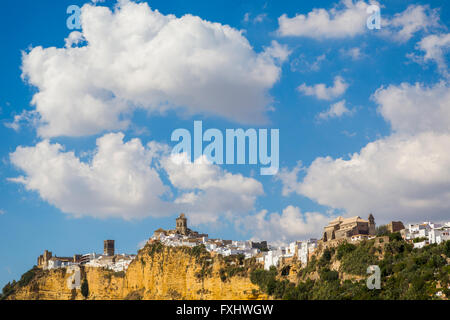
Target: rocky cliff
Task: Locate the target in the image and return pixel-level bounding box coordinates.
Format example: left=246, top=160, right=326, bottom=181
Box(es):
left=5, top=242, right=267, bottom=300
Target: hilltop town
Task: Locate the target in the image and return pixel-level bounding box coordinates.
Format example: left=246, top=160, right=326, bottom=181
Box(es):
left=2, top=211, right=449, bottom=300
left=36, top=213, right=450, bottom=273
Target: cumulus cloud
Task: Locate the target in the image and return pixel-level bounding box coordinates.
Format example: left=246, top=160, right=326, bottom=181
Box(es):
left=279, top=82, right=450, bottom=224
left=9, top=133, right=172, bottom=219
left=277, top=0, right=370, bottom=38
left=298, top=76, right=348, bottom=100
left=162, top=153, right=264, bottom=224
left=409, top=33, right=450, bottom=78
left=318, top=100, right=353, bottom=120
left=237, top=206, right=331, bottom=244
left=276, top=161, right=304, bottom=197
left=9, top=133, right=264, bottom=223
left=278, top=2, right=441, bottom=42
left=385, top=5, right=440, bottom=43
left=21, top=0, right=288, bottom=137
left=373, top=82, right=450, bottom=134
left=298, top=132, right=450, bottom=223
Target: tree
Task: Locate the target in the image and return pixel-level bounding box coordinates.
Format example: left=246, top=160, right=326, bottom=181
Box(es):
left=81, top=278, right=89, bottom=298
left=376, top=225, right=389, bottom=236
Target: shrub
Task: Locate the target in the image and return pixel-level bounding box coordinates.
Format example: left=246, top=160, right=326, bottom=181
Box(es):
left=18, top=266, right=39, bottom=288
left=81, top=278, right=89, bottom=298
left=336, top=242, right=356, bottom=260
left=320, top=268, right=339, bottom=282
left=376, top=225, right=389, bottom=236
left=389, top=232, right=403, bottom=242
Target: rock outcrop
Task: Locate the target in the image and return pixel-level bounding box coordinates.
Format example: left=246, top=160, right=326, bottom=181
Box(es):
left=6, top=243, right=267, bottom=300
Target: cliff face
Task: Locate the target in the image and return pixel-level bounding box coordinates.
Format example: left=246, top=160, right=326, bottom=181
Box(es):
left=7, top=243, right=267, bottom=300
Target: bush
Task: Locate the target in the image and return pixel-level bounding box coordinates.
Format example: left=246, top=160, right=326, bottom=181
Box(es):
left=376, top=225, right=390, bottom=236
left=413, top=237, right=428, bottom=243
left=318, top=248, right=333, bottom=267
left=340, top=241, right=377, bottom=275
left=1, top=281, right=16, bottom=300
left=336, top=242, right=356, bottom=260
left=445, top=241, right=450, bottom=257
left=389, top=232, right=403, bottom=242
left=18, top=266, right=39, bottom=288
left=81, top=278, right=89, bottom=298
left=320, top=268, right=339, bottom=282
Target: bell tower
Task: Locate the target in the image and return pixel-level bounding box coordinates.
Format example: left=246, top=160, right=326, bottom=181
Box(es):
left=176, top=213, right=188, bottom=235
left=368, top=213, right=376, bottom=235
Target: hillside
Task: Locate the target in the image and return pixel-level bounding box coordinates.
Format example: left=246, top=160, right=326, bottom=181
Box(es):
left=251, top=236, right=450, bottom=300
left=2, top=237, right=450, bottom=300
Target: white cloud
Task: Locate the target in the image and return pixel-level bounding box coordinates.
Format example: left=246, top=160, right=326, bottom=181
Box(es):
left=162, top=153, right=264, bottom=225
left=373, top=82, right=450, bottom=135
left=279, top=82, right=450, bottom=224
left=278, top=2, right=441, bottom=42
left=340, top=47, right=364, bottom=60
left=243, top=12, right=250, bottom=23
left=277, top=0, right=370, bottom=38
left=21, top=0, right=288, bottom=137
left=237, top=206, right=331, bottom=244
left=290, top=54, right=326, bottom=72
left=298, top=76, right=348, bottom=100
left=318, top=100, right=353, bottom=119
left=0, top=209, right=5, bottom=215
left=297, top=132, right=450, bottom=223
left=253, top=13, right=267, bottom=23
left=385, top=5, right=440, bottom=43
left=9, top=134, right=264, bottom=224
left=64, top=31, right=85, bottom=47
left=276, top=161, right=303, bottom=197
left=262, top=40, right=291, bottom=63
left=4, top=110, right=40, bottom=131
left=9, top=133, right=172, bottom=219
left=410, top=33, right=450, bottom=78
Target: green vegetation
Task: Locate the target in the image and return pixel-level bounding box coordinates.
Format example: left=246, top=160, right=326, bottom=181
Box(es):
left=376, top=225, right=389, bottom=236
left=148, top=242, right=164, bottom=256
left=114, top=271, right=126, bottom=278
left=81, top=278, right=89, bottom=298
left=1, top=281, right=16, bottom=300
left=339, top=240, right=379, bottom=275
left=250, top=239, right=450, bottom=300
left=1, top=266, right=41, bottom=300
left=3, top=239, right=449, bottom=300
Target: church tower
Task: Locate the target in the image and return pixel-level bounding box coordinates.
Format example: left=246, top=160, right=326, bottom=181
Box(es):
left=176, top=213, right=188, bottom=235
left=368, top=213, right=376, bottom=235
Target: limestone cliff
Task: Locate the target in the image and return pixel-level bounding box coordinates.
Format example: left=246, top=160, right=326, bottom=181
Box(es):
left=5, top=243, right=267, bottom=300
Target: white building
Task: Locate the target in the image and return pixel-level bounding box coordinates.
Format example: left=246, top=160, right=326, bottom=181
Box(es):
left=46, top=259, right=62, bottom=270
left=264, top=249, right=283, bottom=270
left=298, top=239, right=317, bottom=266
left=429, top=228, right=450, bottom=244
left=413, top=240, right=428, bottom=249
left=407, top=221, right=450, bottom=246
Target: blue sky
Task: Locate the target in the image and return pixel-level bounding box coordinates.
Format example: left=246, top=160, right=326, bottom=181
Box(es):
left=0, top=0, right=449, bottom=288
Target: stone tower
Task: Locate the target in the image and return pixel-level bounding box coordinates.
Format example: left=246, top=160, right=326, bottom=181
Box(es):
left=104, top=240, right=115, bottom=256
left=368, top=214, right=376, bottom=235
left=176, top=213, right=188, bottom=235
